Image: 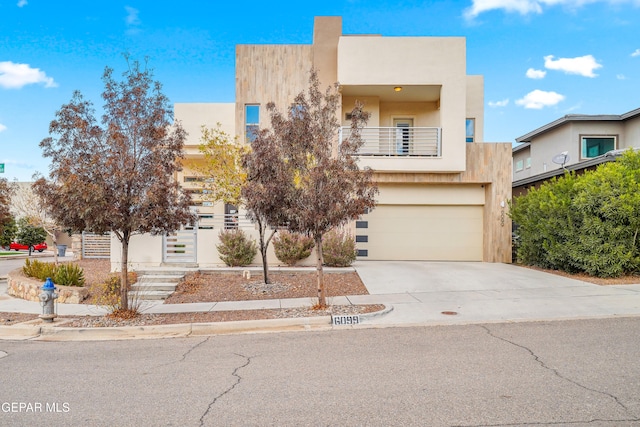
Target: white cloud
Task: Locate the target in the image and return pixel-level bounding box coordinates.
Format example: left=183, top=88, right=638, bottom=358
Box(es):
left=632, top=49, right=640, bottom=57
left=526, top=68, right=547, bottom=79
left=544, top=54, right=602, bottom=77
left=0, top=62, right=57, bottom=89
left=465, top=0, right=542, bottom=19
left=125, top=6, right=140, bottom=26
left=617, top=74, right=626, bottom=80
left=0, top=124, right=6, bottom=133
left=17, top=0, right=27, bottom=7
left=464, top=0, right=638, bottom=19
left=516, top=89, right=565, bottom=109
left=488, top=99, right=510, bottom=107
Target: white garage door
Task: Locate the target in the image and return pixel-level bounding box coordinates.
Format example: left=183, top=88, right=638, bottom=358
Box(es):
left=357, top=205, right=483, bottom=261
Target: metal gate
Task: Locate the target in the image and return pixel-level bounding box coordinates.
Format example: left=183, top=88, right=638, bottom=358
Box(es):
left=82, top=232, right=111, bottom=259
left=163, top=227, right=197, bottom=264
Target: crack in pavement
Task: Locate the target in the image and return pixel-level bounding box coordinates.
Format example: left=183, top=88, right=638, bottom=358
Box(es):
left=152, top=337, right=212, bottom=369
left=478, top=325, right=640, bottom=423
left=452, top=417, right=640, bottom=426
left=199, top=353, right=252, bottom=427
left=179, top=337, right=211, bottom=363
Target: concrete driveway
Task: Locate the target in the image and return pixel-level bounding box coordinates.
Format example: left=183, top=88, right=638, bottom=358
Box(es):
left=349, top=261, right=640, bottom=325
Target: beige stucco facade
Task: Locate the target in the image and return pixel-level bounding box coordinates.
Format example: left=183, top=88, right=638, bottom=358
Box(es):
left=122, top=16, right=512, bottom=270
left=513, top=109, right=640, bottom=181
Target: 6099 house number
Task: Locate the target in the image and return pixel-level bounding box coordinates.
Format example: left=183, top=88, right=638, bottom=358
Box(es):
left=332, top=315, right=360, bottom=325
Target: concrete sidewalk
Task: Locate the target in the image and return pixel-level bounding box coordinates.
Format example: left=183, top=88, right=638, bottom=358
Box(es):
left=2, top=261, right=640, bottom=340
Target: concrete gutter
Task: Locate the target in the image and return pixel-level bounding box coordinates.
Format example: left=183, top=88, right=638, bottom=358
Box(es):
left=0, top=309, right=396, bottom=341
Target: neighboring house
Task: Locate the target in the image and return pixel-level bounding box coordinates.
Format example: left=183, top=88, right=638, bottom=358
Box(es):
left=116, top=16, right=512, bottom=270
left=9, top=181, right=73, bottom=249
left=513, top=107, right=640, bottom=197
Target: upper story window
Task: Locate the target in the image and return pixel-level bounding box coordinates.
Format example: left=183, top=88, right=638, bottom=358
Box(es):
left=465, top=118, right=475, bottom=143
left=290, top=103, right=305, bottom=119
left=245, top=104, right=260, bottom=143
left=581, top=136, right=616, bottom=159
left=515, top=159, right=524, bottom=172
left=525, top=157, right=531, bottom=169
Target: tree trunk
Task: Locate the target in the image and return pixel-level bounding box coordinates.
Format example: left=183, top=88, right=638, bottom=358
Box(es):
left=52, top=233, right=58, bottom=266
left=120, top=236, right=129, bottom=311
left=315, top=234, right=326, bottom=308
left=257, top=217, right=270, bottom=285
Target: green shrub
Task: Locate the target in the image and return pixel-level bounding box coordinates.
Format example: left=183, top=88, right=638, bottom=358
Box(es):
left=22, top=259, right=86, bottom=287
left=54, top=263, right=85, bottom=287
left=510, top=149, right=640, bottom=277
left=322, top=229, right=357, bottom=267
left=216, top=229, right=257, bottom=267
left=273, top=231, right=314, bottom=266
left=22, top=259, right=57, bottom=281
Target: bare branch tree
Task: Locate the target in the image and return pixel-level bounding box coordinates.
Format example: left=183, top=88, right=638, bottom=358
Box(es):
left=241, top=126, right=294, bottom=285
left=250, top=70, right=378, bottom=305
left=11, top=181, right=65, bottom=264
left=35, top=60, right=195, bottom=313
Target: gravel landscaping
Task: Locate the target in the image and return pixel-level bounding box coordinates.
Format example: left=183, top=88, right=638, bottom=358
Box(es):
left=2, top=259, right=382, bottom=328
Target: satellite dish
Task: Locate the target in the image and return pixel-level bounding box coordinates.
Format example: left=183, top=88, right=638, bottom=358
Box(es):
left=552, top=151, right=570, bottom=168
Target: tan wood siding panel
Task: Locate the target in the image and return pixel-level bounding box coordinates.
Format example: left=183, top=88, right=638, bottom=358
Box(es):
left=235, top=45, right=313, bottom=142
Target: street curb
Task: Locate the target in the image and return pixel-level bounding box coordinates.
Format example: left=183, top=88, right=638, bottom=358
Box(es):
left=190, top=316, right=332, bottom=336
left=37, top=323, right=193, bottom=341
left=358, top=304, right=394, bottom=322
left=0, top=324, right=41, bottom=339
left=0, top=305, right=392, bottom=341
left=29, top=316, right=333, bottom=341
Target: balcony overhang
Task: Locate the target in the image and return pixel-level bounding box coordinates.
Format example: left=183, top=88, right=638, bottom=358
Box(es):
left=340, top=85, right=441, bottom=103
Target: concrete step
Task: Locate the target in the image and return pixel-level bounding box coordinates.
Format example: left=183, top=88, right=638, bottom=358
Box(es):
left=130, top=268, right=191, bottom=301
left=159, top=263, right=198, bottom=269
left=135, top=270, right=192, bottom=277
left=129, top=290, right=173, bottom=301
left=131, top=282, right=178, bottom=292
left=137, top=275, right=184, bottom=284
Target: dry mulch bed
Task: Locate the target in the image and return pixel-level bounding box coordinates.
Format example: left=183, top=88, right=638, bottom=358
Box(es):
left=165, top=270, right=369, bottom=303
left=2, top=260, right=381, bottom=328
left=62, top=304, right=385, bottom=328
left=0, top=312, right=39, bottom=325
left=519, top=264, right=640, bottom=285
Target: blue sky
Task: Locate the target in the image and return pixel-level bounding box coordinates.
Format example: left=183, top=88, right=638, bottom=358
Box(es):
left=1, top=0, right=639, bottom=181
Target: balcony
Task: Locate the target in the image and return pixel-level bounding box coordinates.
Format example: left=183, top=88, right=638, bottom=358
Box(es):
left=340, top=127, right=441, bottom=157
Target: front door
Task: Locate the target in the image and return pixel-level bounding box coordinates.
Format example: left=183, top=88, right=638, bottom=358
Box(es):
left=393, top=118, right=413, bottom=155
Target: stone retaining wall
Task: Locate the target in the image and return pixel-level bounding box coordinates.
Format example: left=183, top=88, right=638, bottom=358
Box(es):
left=7, top=270, right=88, bottom=304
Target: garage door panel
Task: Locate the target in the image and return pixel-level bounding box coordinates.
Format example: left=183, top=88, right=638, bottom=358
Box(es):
left=359, top=205, right=483, bottom=261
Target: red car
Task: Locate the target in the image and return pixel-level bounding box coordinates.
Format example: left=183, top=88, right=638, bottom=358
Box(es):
left=9, top=242, right=48, bottom=252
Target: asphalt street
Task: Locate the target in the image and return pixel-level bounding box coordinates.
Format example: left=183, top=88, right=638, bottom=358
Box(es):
left=1, top=317, right=639, bottom=426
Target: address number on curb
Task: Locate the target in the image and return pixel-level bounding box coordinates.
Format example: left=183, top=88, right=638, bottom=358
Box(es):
left=332, top=315, right=360, bottom=326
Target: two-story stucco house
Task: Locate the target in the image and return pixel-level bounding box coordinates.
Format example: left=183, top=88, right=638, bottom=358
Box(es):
left=115, top=16, right=512, bottom=271
left=513, top=107, right=640, bottom=196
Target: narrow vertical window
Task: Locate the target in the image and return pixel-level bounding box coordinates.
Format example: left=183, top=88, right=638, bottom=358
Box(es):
left=465, top=118, right=475, bottom=143
left=245, top=104, right=260, bottom=143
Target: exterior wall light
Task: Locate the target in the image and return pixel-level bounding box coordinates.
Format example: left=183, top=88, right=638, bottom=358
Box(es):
left=394, top=86, right=402, bottom=92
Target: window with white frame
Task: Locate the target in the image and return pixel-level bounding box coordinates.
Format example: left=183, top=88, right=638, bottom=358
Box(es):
left=515, top=159, right=524, bottom=172
left=581, top=136, right=616, bottom=159
left=525, top=157, right=531, bottom=168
